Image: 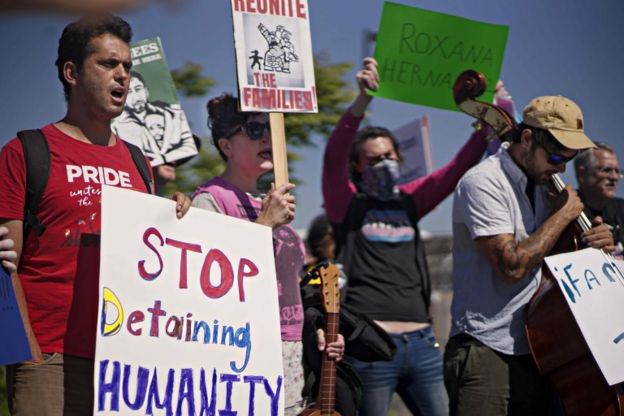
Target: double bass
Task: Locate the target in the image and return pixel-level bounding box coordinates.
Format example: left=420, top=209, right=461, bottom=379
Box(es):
left=452, top=70, right=624, bottom=415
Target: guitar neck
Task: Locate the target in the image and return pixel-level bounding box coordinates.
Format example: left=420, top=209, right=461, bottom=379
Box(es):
left=318, top=312, right=339, bottom=413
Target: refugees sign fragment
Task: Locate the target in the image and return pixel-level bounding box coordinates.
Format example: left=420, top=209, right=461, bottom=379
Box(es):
left=372, top=2, right=509, bottom=111
left=544, top=248, right=624, bottom=385
left=94, top=186, right=284, bottom=415
left=112, top=37, right=198, bottom=166
left=393, top=116, right=433, bottom=184
left=231, top=0, right=318, bottom=112
left=0, top=266, right=32, bottom=365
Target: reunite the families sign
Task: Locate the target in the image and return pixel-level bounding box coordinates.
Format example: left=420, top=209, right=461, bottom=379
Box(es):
left=231, top=0, right=318, bottom=112
left=372, top=2, right=509, bottom=111
left=94, top=187, right=284, bottom=415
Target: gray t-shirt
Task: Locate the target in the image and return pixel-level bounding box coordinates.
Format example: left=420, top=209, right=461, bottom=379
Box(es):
left=450, top=143, right=550, bottom=355
left=191, top=192, right=222, bottom=213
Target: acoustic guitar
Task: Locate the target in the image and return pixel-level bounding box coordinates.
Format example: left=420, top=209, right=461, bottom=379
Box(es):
left=300, top=263, right=342, bottom=416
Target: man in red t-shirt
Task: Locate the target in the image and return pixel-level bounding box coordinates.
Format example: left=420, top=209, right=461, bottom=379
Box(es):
left=0, top=15, right=190, bottom=415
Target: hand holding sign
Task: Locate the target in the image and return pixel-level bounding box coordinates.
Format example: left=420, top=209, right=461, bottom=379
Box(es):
left=256, top=182, right=296, bottom=228
left=0, top=225, right=17, bottom=273
left=351, top=57, right=379, bottom=117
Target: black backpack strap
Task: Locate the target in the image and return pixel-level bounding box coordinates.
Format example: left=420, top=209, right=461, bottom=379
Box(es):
left=123, top=141, right=154, bottom=194
left=333, top=194, right=368, bottom=266
left=332, top=194, right=369, bottom=302
left=17, top=129, right=50, bottom=237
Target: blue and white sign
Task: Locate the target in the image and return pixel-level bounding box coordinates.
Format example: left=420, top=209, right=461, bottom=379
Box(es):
left=545, top=248, right=624, bottom=385
left=0, top=266, right=32, bottom=365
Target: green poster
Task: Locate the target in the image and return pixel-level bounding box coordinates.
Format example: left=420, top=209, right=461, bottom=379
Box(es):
left=112, top=37, right=197, bottom=167
left=372, top=2, right=509, bottom=111
left=127, top=37, right=178, bottom=103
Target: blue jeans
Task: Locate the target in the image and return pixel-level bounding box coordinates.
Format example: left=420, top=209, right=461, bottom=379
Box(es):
left=347, top=326, right=449, bottom=416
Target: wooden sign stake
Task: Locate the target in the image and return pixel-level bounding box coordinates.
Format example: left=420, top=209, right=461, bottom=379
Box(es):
left=270, top=112, right=289, bottom=187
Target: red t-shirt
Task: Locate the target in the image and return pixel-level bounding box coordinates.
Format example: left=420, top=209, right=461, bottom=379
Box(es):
left=0, top=124, right=151, bottom=358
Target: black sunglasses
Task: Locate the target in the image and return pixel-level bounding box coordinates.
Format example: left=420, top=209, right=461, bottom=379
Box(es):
left=228, top=121, right=271, bottom=140
left=532, top=130, right=577, bottom=165
left=542, top=147, right=578, bottom=165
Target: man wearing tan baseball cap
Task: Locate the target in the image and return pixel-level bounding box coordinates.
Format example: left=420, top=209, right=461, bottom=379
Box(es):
left=523, top=95, right=596, bottom=150
left=446, top=94, right=614, bottom=415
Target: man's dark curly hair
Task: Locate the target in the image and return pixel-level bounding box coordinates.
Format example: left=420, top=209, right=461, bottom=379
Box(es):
left=55, top=14, right=132, bottom=101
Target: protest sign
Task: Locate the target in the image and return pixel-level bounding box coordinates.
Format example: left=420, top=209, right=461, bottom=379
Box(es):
left=94, top=186, right=284, bottom=415
left=372, top=2, right=509, bottom=111
left=231, top=0, right=317, bottom=113
left=393, top=115, right=433, bottom=184
left=544, top=248, right=624, bottom=385
left=0, top=266, right=32, bottom=365
left=112, top=37, right=198, bottom=167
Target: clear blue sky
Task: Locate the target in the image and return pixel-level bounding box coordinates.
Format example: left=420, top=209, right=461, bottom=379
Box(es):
left=1, top=0, right=623, bottom=234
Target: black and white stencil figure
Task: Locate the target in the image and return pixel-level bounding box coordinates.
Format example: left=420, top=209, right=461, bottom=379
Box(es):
left=249, top=50, right=263, bottom=70
left=257, top=23, right=299, bottom=73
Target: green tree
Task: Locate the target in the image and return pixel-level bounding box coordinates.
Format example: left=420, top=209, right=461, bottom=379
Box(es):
left=159, top=54, right=355, bottom=196
left=171, top=62, right=215, bottom=97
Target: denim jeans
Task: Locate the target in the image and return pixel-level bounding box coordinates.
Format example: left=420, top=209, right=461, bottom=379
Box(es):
left=347, top=326, right=449, bottom=416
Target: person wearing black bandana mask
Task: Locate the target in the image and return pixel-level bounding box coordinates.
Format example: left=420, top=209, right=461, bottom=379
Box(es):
left=358, top=158, right=401, bottom=201
left=321, top=57, right=490, bottom=416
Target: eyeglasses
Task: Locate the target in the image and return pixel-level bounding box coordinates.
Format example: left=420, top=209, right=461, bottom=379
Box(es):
left=596, top=166, right=624, bottom=178
left=227, top=121, right=271, bottom=140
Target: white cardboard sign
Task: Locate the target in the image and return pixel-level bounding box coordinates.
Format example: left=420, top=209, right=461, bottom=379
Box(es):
left=393, top=115, right=433, bottom=184
left=545, top=248, right=624, bottom=385
left=231, top=0, right=317, bottom=113
left=94, top=186, right=284, bottom=415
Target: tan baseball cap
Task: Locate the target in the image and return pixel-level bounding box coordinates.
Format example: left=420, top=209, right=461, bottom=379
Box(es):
left=523, top=95, right=596, bottom=150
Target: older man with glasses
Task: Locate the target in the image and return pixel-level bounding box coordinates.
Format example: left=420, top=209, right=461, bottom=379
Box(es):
left=574, top=142, right=624, bottom=258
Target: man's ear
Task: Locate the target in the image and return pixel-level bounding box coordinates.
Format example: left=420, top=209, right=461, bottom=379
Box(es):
left=63, top=61, right=79, bottom=89
left=520, top=128, right=533, bottom=150
left=217, top=138, right=232, bottom=158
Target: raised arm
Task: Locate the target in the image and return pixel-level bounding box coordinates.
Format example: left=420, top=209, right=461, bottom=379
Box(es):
left=400, top=129, right=488, bottom=220
left=322, top=57, right=378, bottom=223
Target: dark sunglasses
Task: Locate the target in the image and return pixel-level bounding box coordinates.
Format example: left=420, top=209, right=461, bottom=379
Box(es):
left=542, top=147, right=578, bottom=165
left=228, top=121, right=271, bottom=140
left=532, top=130, right=577, bottom=165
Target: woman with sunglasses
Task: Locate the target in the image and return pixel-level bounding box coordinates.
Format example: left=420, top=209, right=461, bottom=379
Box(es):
left=192, top=93, right=344, bottom=415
